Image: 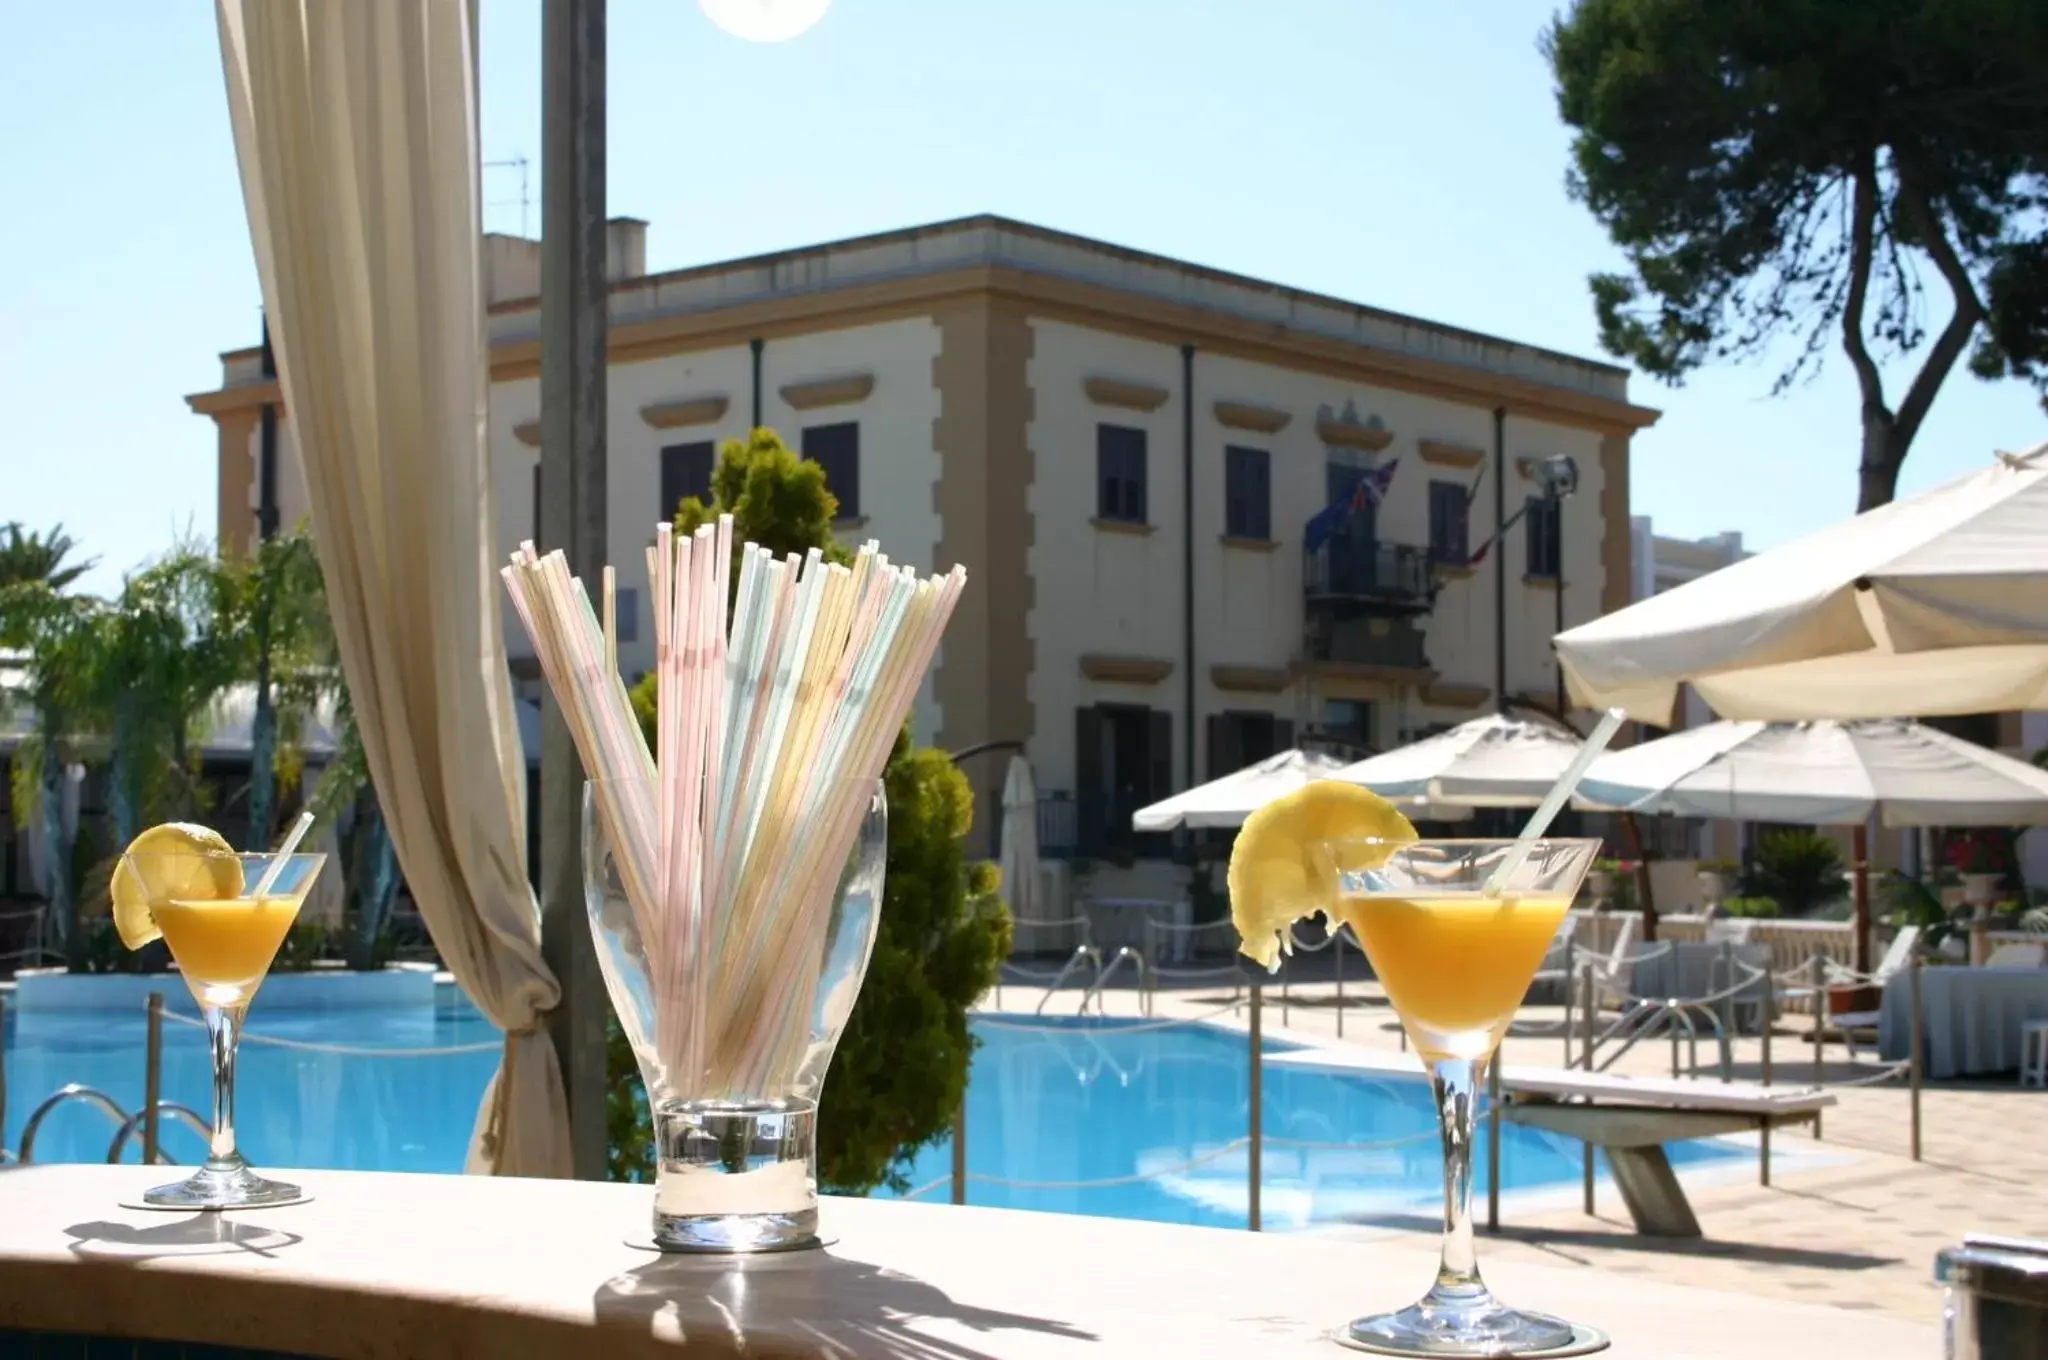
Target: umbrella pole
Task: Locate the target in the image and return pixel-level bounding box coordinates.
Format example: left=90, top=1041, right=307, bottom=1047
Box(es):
left=1620, top=812, right=1657, bottom=942
left=1852, top=824, right=1872, bottom=976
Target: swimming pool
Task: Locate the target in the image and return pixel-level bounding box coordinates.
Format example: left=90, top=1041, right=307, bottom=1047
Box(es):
left=876, top=1015, right=1747, bottom=1231
left=2, top=975, right=499, bottom=1170
left=5, top=989, right=1746, bottom=1231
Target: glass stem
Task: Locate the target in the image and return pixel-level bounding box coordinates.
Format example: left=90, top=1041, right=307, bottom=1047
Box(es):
left=204, top=1003, right=243, bottom=1167
left=1425, top=1056, right=1492, bottom=1308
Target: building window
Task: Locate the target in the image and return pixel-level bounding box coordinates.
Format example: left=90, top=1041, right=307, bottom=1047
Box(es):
left=1320, top=699, right=1376, bottom=753
left=1097, top=425, right=1148, bottom=524
left=660, top=441, right=715, bottom=517
left=1428, top=480, right=1469, bottom=564
left=615, top=586, right=640, bottom=645
left=531, top=463, right=542, bottom=540
left=1526, top=495, right=1562, bottom=578
left=1075, top=703, right=1171, bottom=854
left=1208, top=710, right=1293, bottom=779
left=802, top=422, right=861, bottom=519
left=1223, top=445, right=1271, bottom=541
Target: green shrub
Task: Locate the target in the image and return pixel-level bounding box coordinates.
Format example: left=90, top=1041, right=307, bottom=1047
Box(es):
left=1741, top=831, right=1848, bottom=916
left=1720, top=896, right=1781, bottom=919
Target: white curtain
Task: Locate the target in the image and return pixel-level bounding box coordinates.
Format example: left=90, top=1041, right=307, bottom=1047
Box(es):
left=216, top=0, right=570, bottom=1176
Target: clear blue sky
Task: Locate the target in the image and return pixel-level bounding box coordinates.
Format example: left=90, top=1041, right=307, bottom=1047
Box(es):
left=3, top=0, right=2042, bottom=597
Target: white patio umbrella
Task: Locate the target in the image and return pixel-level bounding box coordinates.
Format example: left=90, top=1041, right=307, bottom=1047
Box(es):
left=1581, top=719, right=2048, bottom=828
left=1131, top=748, right=1470, bottom=831
left=998, top=755, right=1042, bottom=927
left=1330, top=713, right=1590, bottom=807
left=1557, top=443, right=2048, bottom=725
left=1580, top=718, right=2048, bottom=970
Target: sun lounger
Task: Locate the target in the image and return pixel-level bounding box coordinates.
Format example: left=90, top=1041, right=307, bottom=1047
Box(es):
left=1499, top=1066, right=1833, bottom=1239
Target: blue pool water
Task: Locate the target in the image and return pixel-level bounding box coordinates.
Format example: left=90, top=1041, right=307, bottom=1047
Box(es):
left=2, top=986, right=500, bottom=1170
left=876, top=1016, right=1747, bottom=1231
left=5, top=995, right=1745, bottom=1230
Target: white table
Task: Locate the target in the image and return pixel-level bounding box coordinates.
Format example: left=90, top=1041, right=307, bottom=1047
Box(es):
left=0, top=1164, right=1936, bottom=1358
left=1879, top=965, right=2048, bottom=1078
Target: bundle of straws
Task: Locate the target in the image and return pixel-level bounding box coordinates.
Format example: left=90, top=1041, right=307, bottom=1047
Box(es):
left=502, top=515, right=966, bottom=1100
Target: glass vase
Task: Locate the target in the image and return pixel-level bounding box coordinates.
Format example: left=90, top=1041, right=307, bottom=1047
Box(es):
left=582, top=777, right=886, bottom=1253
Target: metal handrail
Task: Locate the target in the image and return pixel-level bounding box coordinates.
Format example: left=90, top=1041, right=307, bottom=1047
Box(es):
left=18, top=1085, right=131, bottom=1163
left=106, top=1103, right=213, bottom=1165
left=1078, top=946, right=1146, bottom=1016
left=1033, top=945, right=1103, bottom=1015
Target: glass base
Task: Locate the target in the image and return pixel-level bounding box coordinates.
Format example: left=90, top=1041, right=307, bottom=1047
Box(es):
left=649, top=1098, right=820, bottom=1254
left=137, top=1157, right=307, bottom=1212
left=1342, top=1294, right=1608, bottom=1357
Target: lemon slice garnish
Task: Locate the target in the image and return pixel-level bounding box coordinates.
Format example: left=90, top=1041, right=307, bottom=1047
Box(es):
left=1227, top=781, right=1416, bottom=971
left=112, top=823, right=243, bottom=949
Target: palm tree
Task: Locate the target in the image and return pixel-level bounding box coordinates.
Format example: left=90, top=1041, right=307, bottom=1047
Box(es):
left=0, top=522, right=95, bottom=592
left=0, top=580, right=101, bottom=964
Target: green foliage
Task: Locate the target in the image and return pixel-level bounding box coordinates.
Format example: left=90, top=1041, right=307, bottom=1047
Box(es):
left=1742, top=831, right=1849, bottom=916
left=612, top=429, right=1008, bottom=1193
left=821, top=730, right=1011, bottom=1193
left=226, top=528, right=338, bottom=848
left=0, top=522, right=93, bottom=592
left=1879, top=869, right=1960, bottom=949
left=1545, top=0, right=2048, bottom=506
left=1697, top=859, right=1740, bottom=878
left=1719, top=896, right=1781, bottom=920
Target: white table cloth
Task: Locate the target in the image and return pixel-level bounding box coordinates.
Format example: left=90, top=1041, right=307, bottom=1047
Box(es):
left=1879, top=965, right=2048, bottom=1077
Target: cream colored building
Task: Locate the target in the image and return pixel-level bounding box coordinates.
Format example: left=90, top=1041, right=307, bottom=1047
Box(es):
left=189, top=216, right=1659, bottom=864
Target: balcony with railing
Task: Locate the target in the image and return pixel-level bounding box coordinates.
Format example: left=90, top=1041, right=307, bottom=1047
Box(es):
left=1302, top=535, right=1434, bottom=614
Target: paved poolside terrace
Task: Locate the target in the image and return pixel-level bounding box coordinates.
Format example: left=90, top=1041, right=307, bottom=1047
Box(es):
left=989, top=966, right=2041, bottom=1328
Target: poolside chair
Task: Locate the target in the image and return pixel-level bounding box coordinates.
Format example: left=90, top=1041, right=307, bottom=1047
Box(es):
left=1824, top=925, right=1921, bottom=1063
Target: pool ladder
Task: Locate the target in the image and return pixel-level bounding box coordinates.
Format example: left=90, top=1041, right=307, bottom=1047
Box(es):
left=1, top=990, right=213, bottom=1167
left=1033, top=945, right=1103, bottom=1015
left=1077, top=946, right=1149, bottom=1017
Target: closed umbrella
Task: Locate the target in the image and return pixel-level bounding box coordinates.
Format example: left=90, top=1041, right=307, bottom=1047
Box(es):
left=1557, top=444, right=2048, bottom=725
left=999, top=755, right=1041, bottom=928
left=1581, top=719, right=2048, bottom=970
left=1132, top=748, right=1470, bottom=831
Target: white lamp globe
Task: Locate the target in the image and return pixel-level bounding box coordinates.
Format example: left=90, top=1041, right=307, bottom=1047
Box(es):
left=698, top=0, right=833, bottom=43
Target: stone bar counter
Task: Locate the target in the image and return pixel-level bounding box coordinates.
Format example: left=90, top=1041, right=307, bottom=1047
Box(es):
left=0, top=1165, right=1932, bottom=1358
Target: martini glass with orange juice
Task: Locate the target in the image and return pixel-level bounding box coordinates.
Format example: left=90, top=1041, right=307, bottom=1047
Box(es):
left=114, top=823, right=326, bottom=1210
left=1231, top=785, right=1603, bottom=1356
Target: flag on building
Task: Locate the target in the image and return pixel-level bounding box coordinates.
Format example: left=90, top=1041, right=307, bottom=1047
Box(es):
left=1305, top=458, right=1400, bottom=553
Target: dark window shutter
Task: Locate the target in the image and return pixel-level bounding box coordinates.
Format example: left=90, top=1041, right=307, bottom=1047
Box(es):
left=532, top=463, right=542, bottom=540
left=661, top=441, right=715, bottom=517
left=1208, top=713, right=1239, bottom=780
left=802, top=423, right=861, bottom=519
left=1076, top=706, right=1104, bottom=852
left=1148, top=709, right=1173, bottom=802
left=1275, top=717, right=1295, bottom=752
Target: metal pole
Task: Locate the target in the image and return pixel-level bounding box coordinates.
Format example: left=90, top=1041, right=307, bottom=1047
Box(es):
left=1334, top=927, right=1345, bottom=1039
left=1717, top=939, right=1735, bottom=1082
left=1492, top=407, right=1508, bottom=714
left=1909, top=955, right=1924, bottom=1163
left=1810, top=953, right=1825, bottom=1139
left=1579, top=962, right=1595, bottom=1215
left=143, top=992, right=164, bottom=1165
left=539, top=0, right=612, bottom=1180
left=1248, top=983, right=1263, bottom=1232
left=1562, top=939, right=1576, bottom=1067
left=1486, top=1052, right=1502, bottom=1233
left=1759, top=967, right=1774, bottom=1186
left=1552, top=489, right=1566, bottom=715
left=951, top=1096, right=968, bottom=1205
